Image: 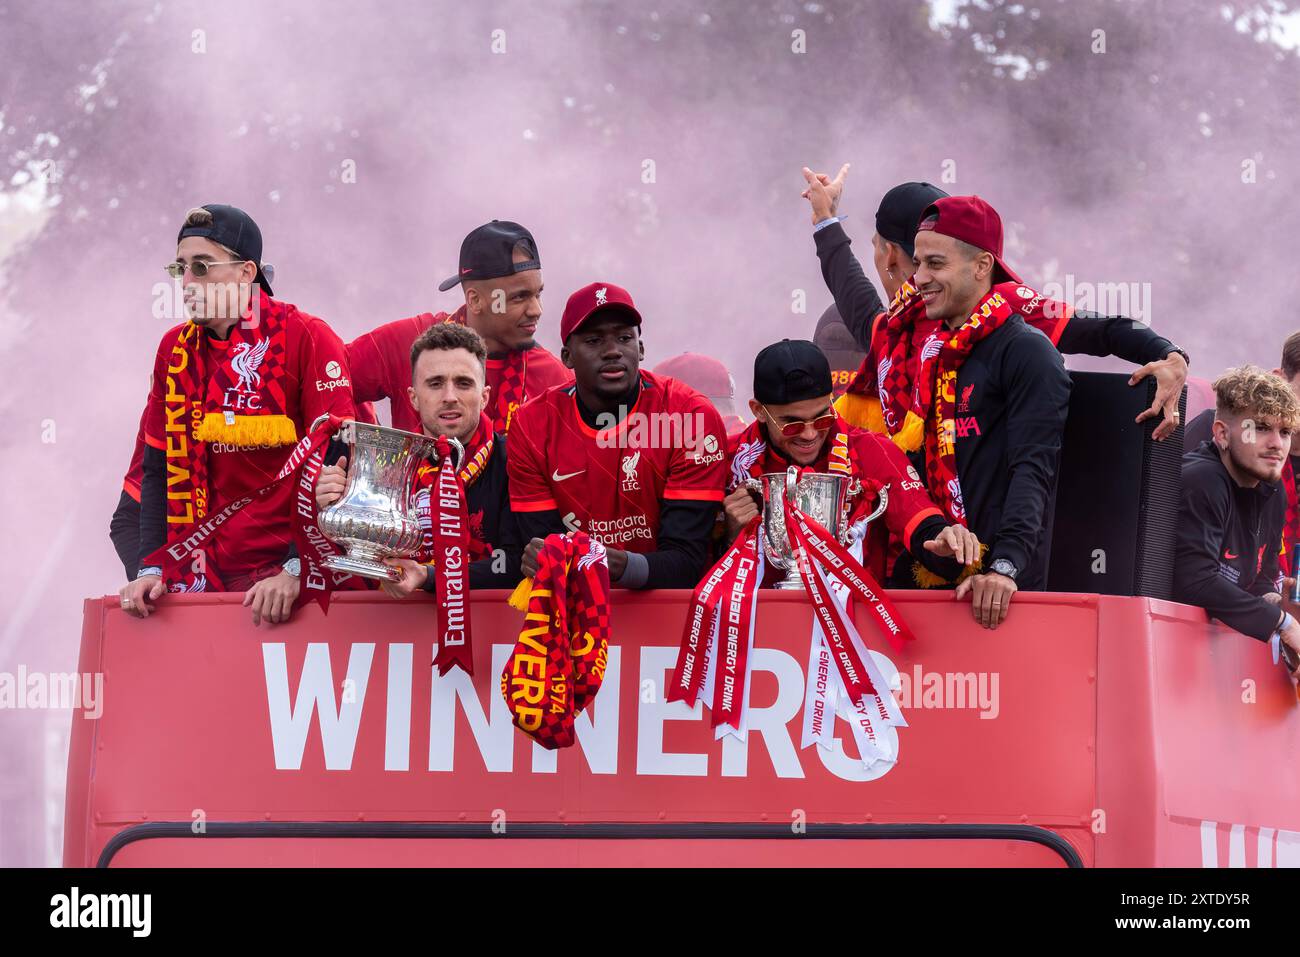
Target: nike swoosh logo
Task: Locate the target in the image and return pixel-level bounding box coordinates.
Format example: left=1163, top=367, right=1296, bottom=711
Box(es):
left=552, top=469, right=585, bottom=482
left=1224, top=550, right=1239, bottom=560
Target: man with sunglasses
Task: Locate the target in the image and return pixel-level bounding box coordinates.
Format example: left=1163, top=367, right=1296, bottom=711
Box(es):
left=347, top=220, right=571, bottom=435
left=724, top=339, right=981, bottom=587
left=118, top=204, right=355, bottom=626
left=509, top=282, right=727, bottom=589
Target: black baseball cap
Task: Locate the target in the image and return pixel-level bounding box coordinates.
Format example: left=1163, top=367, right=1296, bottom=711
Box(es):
left=876, top=182, right=949, bottom=259
left=753, top=339, right=833, bottom=405
left=438, top=220, right=540, bottom=292
left=177, top=204, right=273, bottom=296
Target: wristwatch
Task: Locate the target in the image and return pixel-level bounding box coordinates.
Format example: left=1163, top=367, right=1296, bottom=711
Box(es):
left=135, top=566, right=162, bottom=580
left=1165, top=346, right=1190, bottom=366
left=989, top=558, right=1018, bottom=581
left=282, top=558, right=302, bottom=577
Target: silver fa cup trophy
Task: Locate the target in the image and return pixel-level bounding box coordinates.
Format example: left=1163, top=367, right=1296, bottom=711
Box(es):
left=745, top=467, right=886, bottom=590
left=314, top=417, right=463, bottom=582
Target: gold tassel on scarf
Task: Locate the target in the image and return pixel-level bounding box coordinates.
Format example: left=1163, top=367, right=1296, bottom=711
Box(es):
left=195, top=412, right=298, bottom=447
left=911, top=542, right=988, bottom=588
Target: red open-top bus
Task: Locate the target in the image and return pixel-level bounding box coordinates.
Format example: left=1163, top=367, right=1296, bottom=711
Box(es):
left=63, top=587, right=1299, bottom=867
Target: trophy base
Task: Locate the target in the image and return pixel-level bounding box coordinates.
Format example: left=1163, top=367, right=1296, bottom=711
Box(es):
left=773, top=574, right=805, bottom=590
left=324, top=555, right=403, bottom=582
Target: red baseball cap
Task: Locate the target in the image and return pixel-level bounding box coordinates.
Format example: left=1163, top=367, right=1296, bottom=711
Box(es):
left=652, top=353, right=735, bottom=398
left=560, top=281, right=642, bottom=341
left=915, top=195, right=1021, bottom=284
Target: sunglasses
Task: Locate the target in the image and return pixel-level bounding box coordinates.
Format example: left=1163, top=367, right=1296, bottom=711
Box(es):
left=165, top=259, right=246, bottom=279
left=761, top=404, right=836, bottom=438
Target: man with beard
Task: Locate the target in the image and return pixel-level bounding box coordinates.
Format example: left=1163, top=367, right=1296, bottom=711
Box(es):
left=1186, top=333, right=1300, bottom=577
left=723, top=339, right=981, bottom=589
left=346, top=220, right=570, bottom=434
left=799, top=166, right=1189, bottom=443
left=509, top=282, right=727, bottom=589
left=315, top=323, right=520, bottom=594
left=119, top=204, right=355, bottom=625
left=1174, top=365, right=1300, bottom=675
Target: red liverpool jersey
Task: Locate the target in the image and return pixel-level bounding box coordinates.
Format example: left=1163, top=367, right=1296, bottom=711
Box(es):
left=508, top=370, right=727, bottom=552
left=347, top=307, right=572, bottom=434
left=143, top=304, right=355, bottom=579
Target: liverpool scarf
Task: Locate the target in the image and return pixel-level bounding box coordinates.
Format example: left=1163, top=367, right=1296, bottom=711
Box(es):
left=412, top=416, right=497, bottom=563
left=411, top=430, right=491, bottom=676
left=842, top=279, right=1071, bottom=455
left=502, top=532, right=612, bottom=749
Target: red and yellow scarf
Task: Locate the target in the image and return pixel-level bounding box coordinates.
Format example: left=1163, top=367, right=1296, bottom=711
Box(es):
left=841, top=279, right=1070, bottom=457
left=502, top=533, right=612, bottom=750
left=916, top=289, right=1013, bottom=526
left=412, top=415, right=497, bottom=563
left=161, top=291, right=297, bottom=589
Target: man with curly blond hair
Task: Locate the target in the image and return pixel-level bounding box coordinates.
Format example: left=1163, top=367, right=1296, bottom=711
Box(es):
left=1175, top=365, right=1300, bottom=674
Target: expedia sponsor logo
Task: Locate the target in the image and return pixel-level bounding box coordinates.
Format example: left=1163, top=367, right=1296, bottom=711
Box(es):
left=315, top=375, right=352, bottom=392
left=325, top=360, right=342, bottom=379
left=690, top=449, right=725, bottom=465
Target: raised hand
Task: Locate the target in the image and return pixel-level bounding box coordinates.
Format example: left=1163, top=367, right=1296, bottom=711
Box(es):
left=800, top=163, right=850, bottom=224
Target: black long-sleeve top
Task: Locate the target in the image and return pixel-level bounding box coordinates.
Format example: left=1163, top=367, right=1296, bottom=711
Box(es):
left=1174, top=440, right=1286, bottom=641
left=950, top=316, right=1072, bottom=589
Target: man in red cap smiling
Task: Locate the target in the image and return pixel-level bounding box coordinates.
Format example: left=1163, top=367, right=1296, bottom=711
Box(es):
left=800, top=168, right=1189, bottom=443
left=652, top=352, right=746, bottom=435
left=508, top=282, right=728, bottom=588
left=851, top=194, right=1072, bottom=627
left=346, top=220, right=571, bottom=435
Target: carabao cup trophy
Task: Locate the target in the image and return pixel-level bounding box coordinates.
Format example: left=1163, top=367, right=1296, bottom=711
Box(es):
left=315, top=419, right=462, bottom=582
left=746, top=467, right=886, bottom=589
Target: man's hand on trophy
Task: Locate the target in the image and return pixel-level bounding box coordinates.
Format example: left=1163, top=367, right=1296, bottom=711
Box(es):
left=244, top=570, right=300, bottom=626
left=522, top=537, right=545, bottom=579
left=379, top=558, right=428, bottom=599
left=922, top=524, right=982, bottom=567
left=954, top=572, right=1018, bottom=630
left=723, top=486, right=760, bottom=541
left=315, top=457, right=348, bottom=509
left=800, top=163, right=849, bottom=225
left=119, top=575, right=164, bottom=619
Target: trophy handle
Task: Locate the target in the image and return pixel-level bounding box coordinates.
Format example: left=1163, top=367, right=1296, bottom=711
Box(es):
left=439, top=436, right=465, bottom=471
left=863, top=483, right=889, bottom=524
